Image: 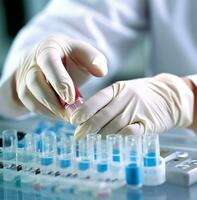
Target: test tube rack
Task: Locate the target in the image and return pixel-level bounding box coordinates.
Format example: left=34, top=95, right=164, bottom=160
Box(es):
left=0, top=129, right=166, bottom=195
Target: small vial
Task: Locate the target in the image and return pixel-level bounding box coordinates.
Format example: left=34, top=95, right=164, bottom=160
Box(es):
left=2, top=129, right=17, bottom=161
left=77, top=138, right=91, bottom=177
left=107, top=134, right=123, bottom=163
left=17, top=133, right=39, bottom=164
left=39, top=130, right=57, bottom=169
left=106, top=134, right=123, bottom=178
left=96, top=139, right=109, bottom=175
left=61, top=85, right=83, bottom=115
left=143, top=133, right=160, bottom=167
left=125, top=135, right=142, bottom=188
left=57, top=133, right=74, bottom=170
left=18, top=133, right=40, bottom=185
left=87, top=133, right=101, bottom=162
left=142, top=133, right=166, bottom=186
left=1, top=129, right=18, bottom=183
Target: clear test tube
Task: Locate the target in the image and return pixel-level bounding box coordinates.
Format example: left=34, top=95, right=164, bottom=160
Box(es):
left=87, top=133, right=101, bottom=163
left=77, top=137, right=91, bottom=176
left=17, top=133, right=39, bottom=164
left=142, top=133, right=166, bottom=186
left=17, top=133, right=40, bottom=186
left=124, top=135, right=142, bottom=188
left=107, top=134, right=123, bottom=163
left=96, top=139, right=109, bottom=176
left=106, top=134, right=124, bottom=178
left=2, top=129, right=17, bottom=162
left=39, top=130, right=57, bottom=170
left=1, top=129, right=18, bottom=183
left=57, top=133, right=74, bottom=171
left=143, top=133, right=160, bottom=167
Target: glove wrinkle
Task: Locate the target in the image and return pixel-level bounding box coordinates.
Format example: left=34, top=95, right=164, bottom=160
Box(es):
left=73, top=73, right=194, bottom=138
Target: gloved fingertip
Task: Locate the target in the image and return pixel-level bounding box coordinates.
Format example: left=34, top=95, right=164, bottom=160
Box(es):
left=60, top=84, right=76, bottom=105
left=91, top=55, right=108, bottom=77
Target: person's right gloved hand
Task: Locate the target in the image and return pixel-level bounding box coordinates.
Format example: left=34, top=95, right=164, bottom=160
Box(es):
left=15, top=35, right=108, bottom=121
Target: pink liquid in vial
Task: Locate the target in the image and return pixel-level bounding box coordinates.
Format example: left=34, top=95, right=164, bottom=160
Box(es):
left=60, top=85, right=83, bottom=113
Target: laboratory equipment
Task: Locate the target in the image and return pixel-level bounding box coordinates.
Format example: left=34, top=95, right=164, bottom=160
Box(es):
left=142, top=133, right=166, bottom=186
left=61, top=85, right=83, bottom=114
left=57, top=133, right=74, bottom=171
left=161, top=150, right=197, bottom=186
left=0, top=129, right=18, bottom=184
left=0, top=127, right=167, bottom=195
left=124, top=134, right=142, bottom=188
left=77, top=137, right=92, bottom=179
left=107, top=134, right=124, bottom=179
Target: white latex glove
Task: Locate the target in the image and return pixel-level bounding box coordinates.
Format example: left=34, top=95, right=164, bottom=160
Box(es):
left=15, top=35, right=107, bottom=121
left=71, top=73, right=194, bottom=139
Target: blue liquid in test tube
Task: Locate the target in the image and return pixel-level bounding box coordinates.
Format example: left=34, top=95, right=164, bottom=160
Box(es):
left=87, top=133, right=101, bottom=162
left=77, top=138, right=90, bottom=173
left=106, top=134, right=123, bottom=179
left=78, top=160, right=90, bottom=171
left=113, top=149, right=120, bottom=162
left=96, top=138, right=108, bottom=174
left=57, top=133, right=73, bottom=169
left=142, top=134, right=165, bottom=186
left=125, top=163, right=142, bottom=186
left=107, top=134, right=123, bottom=164
left=97, top=162, right=108, bottom=173
left=143, top=134, right=160, bottom=167
left=87, top=133, right=109, bottom=174
left=125, top=135, right=142, bottom=188
left=87, top=133, right=109, bottom=175
left=40, top=131, right=56, bottom=168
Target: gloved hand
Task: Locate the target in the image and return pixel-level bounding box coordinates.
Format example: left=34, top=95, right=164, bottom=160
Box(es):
left=15, top=35, right=107, bottom=121
left=71, top=73, right=194, bottom=139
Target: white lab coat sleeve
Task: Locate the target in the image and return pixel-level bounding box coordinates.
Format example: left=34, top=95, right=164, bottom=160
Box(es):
left=0, top=0, right=149, bottom=119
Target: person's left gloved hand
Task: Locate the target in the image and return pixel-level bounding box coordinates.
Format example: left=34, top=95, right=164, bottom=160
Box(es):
left=71, top=73, right=194, bottom=139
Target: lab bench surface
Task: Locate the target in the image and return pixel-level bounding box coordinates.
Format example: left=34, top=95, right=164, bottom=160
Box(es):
left=0, top=182, right=197, bottom=200
left=0, top=117, right=197, bottom=200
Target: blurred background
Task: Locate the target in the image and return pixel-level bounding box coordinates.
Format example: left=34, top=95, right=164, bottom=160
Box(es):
left=0, top=0, right=146, bottom=79
left=0, top=0, right=49, bottom=76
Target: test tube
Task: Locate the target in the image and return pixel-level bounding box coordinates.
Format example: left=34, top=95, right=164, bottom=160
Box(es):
left=142, top=133, right=166, bottom=186
left=57, top=133, right=74, bottom=171
left=106, top=134, right=123, bottom=178
left=17, top=133, right=39, bottom=164
left=61, top=85, right=83, bottom=114
left=77, top=137, right=91, bottom=176
left=143, top=133, right=160, bottom=167
left=107, top=134, right=123, bottom=163
left=17, top=133, right=40, bottom=186
left=87, top=133, right=101, bottom=162
left=1, top=129, right=18, bottom=183
left=124, top=135, right=142, bottom=188
left=96, top=139, right=109, bottom=175
left=39, top=130, right=57, bottom=169
left=2, top=129, right=17, bottom=162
